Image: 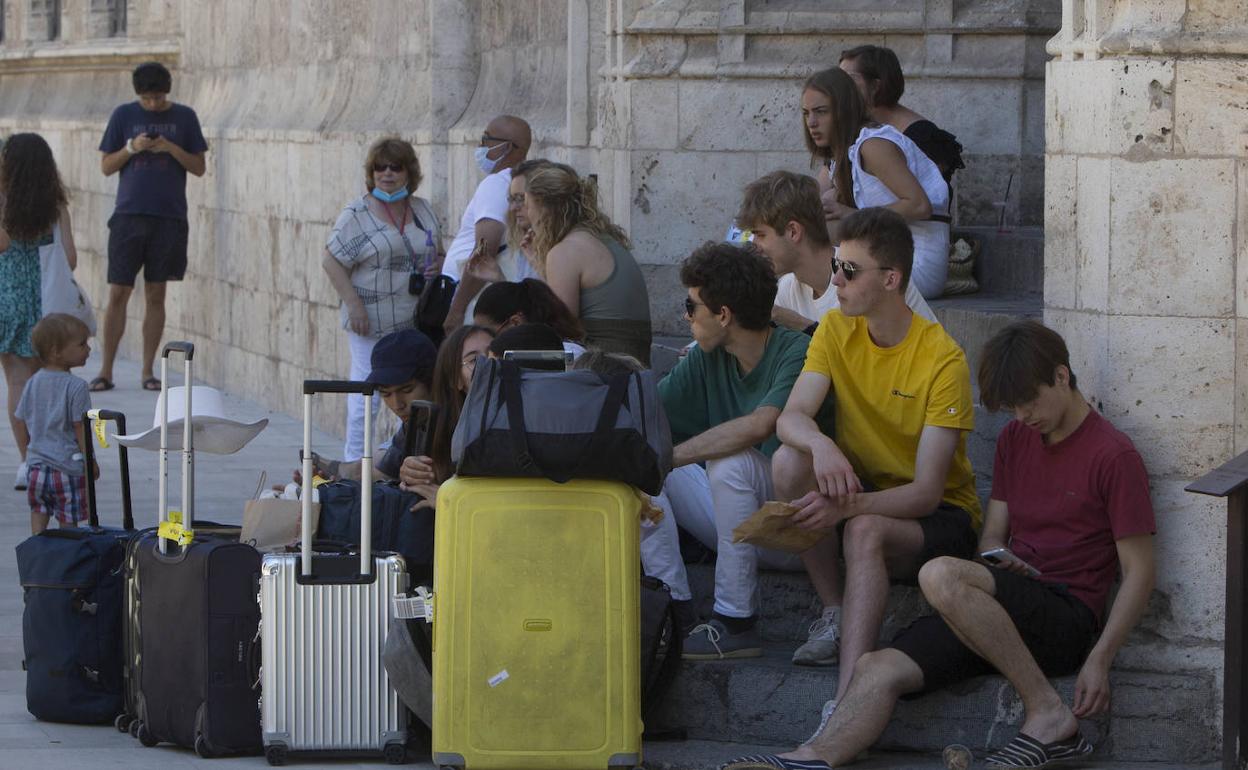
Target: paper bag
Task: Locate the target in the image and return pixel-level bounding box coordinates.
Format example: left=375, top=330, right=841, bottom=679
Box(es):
left=732, top=501, right=827, bottom=553
left=241, top=498, right=320, bottom=551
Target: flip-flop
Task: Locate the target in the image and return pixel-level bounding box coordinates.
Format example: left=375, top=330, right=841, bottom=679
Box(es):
left=719, top=755, right=833, bottom=770
left=985, top=731, right=1094, bottom=767
left=88, top=376, right=115, bottom=392
left=141, top=377, right=161, bottom=391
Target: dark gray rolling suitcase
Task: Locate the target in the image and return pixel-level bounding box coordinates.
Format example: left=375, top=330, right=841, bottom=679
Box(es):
left=126, top=342, right=263, bottom=757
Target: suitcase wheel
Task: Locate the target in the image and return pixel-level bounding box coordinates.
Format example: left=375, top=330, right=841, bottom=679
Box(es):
left=194, top=734, right=212, bottom=759
left=265, top=745, right=288, bottom=766
left=136, top=722, right=158, bottom=747
left=113, top=713, right=131, bottom=733
left=383, top=742, right=406, bottom=765
left=128, top=719, right=140, bottom=739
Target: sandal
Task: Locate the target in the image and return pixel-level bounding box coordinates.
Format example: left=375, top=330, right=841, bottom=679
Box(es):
left=141, top=377, right=161, bottom=391
left=719, top=755, right=833, bottom=770
left=986, top=731, right=1094, bottom=768
left=88, top=376, right=115, bottom=392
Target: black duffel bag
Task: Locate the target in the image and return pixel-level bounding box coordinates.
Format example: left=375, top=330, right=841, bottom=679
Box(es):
left=315, top=480, right=434, bottom=583
left=451, top=358, right=672, bottom=495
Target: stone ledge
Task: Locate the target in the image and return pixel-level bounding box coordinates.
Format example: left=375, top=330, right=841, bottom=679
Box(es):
left=0, top=39, right=178, bottom=74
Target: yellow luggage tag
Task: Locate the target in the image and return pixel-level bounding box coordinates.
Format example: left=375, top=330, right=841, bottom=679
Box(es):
left=158, top=510, right=195, bottom=547
left=87, top=409, right=110, bottom=449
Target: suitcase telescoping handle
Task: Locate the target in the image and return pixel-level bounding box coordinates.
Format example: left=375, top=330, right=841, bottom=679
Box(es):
left=158, top=342, right=194, bottom=555
left=82, top=409, right=134, bottom=531
left=301, top=380, right=375, bottom=578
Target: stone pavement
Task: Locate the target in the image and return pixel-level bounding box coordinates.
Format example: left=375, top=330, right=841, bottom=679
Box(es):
left=0, top=353, right=1218, bottom=769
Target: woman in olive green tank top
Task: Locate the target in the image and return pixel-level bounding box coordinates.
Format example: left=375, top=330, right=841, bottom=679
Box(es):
left=522, top=165, right=653, bottom=365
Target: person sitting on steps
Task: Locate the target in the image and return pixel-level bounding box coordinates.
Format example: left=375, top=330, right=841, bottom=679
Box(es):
left=722, top=319, right=1156, bottom=770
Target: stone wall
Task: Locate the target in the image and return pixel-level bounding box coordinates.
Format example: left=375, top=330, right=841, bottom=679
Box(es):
left=0, top=0, right=1054, bottom=427
left=1044, top=0, right=1248, bottom=741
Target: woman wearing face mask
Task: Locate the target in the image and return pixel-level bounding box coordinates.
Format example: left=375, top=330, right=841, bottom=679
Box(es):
left=323, top=137, right=443, bottom=462
left=523, top=165, right=653, bottom=365
left=396, top=324, right=494, bottom=503
left=802, top=67, right=951, bottom=299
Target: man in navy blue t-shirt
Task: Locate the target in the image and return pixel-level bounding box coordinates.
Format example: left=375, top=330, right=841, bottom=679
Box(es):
left=94, top=61, right=207, bottom=393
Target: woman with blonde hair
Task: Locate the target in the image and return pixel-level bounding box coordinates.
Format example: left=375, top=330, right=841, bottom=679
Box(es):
left=323, top=136, right=443, bottom=461
left=522, top=165, right=652, bottom=364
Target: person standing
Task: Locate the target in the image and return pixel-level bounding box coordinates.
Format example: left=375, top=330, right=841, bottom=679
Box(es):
left=93, top=61, right=207, bottom=393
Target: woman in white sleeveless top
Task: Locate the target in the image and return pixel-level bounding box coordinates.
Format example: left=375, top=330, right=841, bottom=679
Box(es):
left=801, top=67, right=950, bottom=298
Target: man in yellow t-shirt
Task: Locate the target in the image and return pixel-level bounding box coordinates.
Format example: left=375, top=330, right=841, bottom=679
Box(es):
left=772, top=207, right=981, bottom=710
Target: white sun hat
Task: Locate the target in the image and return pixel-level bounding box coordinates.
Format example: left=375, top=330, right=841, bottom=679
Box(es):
left=115, top=386, right=268, bottom=455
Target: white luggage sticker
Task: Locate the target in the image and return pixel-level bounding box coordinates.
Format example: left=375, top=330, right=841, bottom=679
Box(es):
left=488, top=670, right=510, bottom=688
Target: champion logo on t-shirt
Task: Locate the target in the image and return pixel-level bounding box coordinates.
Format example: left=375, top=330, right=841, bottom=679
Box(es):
left=891, top=388, right=916, bottom=399
left=947, top=407, right=958, bottom=415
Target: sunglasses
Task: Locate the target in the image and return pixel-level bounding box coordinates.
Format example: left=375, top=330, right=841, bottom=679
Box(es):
left=833, top=257, right=893, bottom=281
left=480, top=134, right=511, bottom=146
left=683, top=297, right=705, bottom=317
left=373, top=163, right=404, bottom=173
left=507, top=193, right=526, bottom=205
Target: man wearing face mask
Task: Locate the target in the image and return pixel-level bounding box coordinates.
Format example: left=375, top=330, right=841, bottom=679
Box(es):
left=442, top=115, right=535, bottom=329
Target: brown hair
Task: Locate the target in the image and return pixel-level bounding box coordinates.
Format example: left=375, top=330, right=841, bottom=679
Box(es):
left=838, top=45, right=905, bottom=108
left=801, top=67, right=871, bottom=209
left=978, top=321, right=1079, bottom=412
left=363, top=137, right=422, bottom=194
left=428, top=324, right=494, bottom=481
left=737, top=170, right=830, bottom=247
left=838, top=207, right=914, bottom=291
left=679, top=241, right=777, bottom=331
left=524, top=165, right=630, bottom=275
left=474, top=279, right=585, bottom=342
left=572, top=350, right=644, bottom=378
left=0, top=133, right=68, bottom=241
left=31, top=313, right=89, bottom=363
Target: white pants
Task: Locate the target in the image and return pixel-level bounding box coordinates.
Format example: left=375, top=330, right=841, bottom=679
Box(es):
left=659, top=450, right=803, bottom=618
left=344, top=331, right=382, bottom=462
left=640, top=465, right=707, bottom=602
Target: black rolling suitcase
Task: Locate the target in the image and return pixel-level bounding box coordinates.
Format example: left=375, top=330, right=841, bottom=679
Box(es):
left=127, top=342, right=262, bottom=757
left=16, top=408, right=136, bottom=724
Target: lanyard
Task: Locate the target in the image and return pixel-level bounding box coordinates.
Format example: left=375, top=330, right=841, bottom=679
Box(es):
left=379, top=200, right=433, bottom=270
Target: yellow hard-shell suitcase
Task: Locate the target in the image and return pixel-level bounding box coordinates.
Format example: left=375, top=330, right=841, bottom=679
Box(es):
left=431, top=477, right=643, bottom=770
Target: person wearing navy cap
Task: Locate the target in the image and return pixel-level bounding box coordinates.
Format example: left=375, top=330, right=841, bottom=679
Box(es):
left=307, top=328, right=437, bottom=482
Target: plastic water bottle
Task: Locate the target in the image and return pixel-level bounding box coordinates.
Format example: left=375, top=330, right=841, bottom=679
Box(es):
left=942, top=744, right=972, bottom=770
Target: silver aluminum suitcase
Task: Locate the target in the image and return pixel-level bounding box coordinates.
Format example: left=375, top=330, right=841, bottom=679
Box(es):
left=260, top=380, right=409, bottom=765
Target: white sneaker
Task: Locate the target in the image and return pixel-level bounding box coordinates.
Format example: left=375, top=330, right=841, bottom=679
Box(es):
left=792, top=607, right=841, bottom=666
left=802, top=698, right=838, bottom=745
left=14, top=462, right=27, bottom=491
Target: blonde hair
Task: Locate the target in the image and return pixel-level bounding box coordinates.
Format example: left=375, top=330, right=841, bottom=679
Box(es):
left=525, top=165, right=630, bottom=275
left=506, top=158, right=553, bottom=254
left=31, top=313, right=89, bottom=363
left=363, top=137, right=422, bottom=194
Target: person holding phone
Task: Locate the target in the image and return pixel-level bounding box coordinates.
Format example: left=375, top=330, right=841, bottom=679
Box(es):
left=724, top=321, right=1156, bottom=770
left=94, top=61, right=207, bottom=395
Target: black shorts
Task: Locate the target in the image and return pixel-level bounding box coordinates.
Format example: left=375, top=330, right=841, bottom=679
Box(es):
left=888, top=567, right=1099, bottom=695
left=836, top=502, right=978, bottom=585
left=107, top=213, right=189, bottom=286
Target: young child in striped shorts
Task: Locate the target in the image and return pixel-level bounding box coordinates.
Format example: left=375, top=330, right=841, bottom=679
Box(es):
left=16, top=314, right=96, bottom=534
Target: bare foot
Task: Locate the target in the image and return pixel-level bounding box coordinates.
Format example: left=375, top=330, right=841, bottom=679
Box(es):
left=1019, top=695, right=1079, bottom=744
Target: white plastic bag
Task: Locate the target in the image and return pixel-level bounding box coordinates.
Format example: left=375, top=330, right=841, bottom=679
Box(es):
left=39, top=223, right=97, bottom=335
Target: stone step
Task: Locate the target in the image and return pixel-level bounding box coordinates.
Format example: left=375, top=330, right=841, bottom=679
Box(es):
left=954, top=225, right=1044, bottom=296
left=928, top=290, right=1043, bottom=385
left=643, top=739, right=1219, bottom=770
left=650, top=645, right=1220, bottom=764
left=683, top=563, right=931, bottom=645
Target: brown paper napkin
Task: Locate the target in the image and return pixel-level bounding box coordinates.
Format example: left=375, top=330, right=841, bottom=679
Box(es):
left=732, top=500, right=828, bottom=553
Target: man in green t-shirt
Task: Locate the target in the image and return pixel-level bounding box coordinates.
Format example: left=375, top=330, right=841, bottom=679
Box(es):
left=658, top=241, right=834, bottom=659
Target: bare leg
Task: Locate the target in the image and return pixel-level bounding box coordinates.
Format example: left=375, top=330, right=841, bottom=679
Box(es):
left=920, top=557, right=1077, bottom=743
left=835, top=514, right=925, bottom=702
left=30, top=512, right=50, bottom=535
left=773, top=444, right=843, bottom=607
left=97, top=283, right=133, bottom=383
left=782, top=648, right=924, bottom=765
left=141, top=281, right=167, bottom=382
left=1, top=353, right=39, bottom=459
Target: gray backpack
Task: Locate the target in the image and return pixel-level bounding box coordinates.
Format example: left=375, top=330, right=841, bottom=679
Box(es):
left=451, top=358, right=672, bottom=495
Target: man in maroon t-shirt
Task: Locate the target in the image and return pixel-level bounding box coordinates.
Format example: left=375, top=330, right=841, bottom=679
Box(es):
left=722, top=321, right=1156, bottom=770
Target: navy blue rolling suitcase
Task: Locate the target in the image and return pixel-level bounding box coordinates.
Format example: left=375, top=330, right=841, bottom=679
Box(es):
left=16, top=408, right=136, bottom=724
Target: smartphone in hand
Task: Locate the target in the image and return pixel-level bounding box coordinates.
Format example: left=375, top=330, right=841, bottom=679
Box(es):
left=980, top=547, right=1041, bottom=578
